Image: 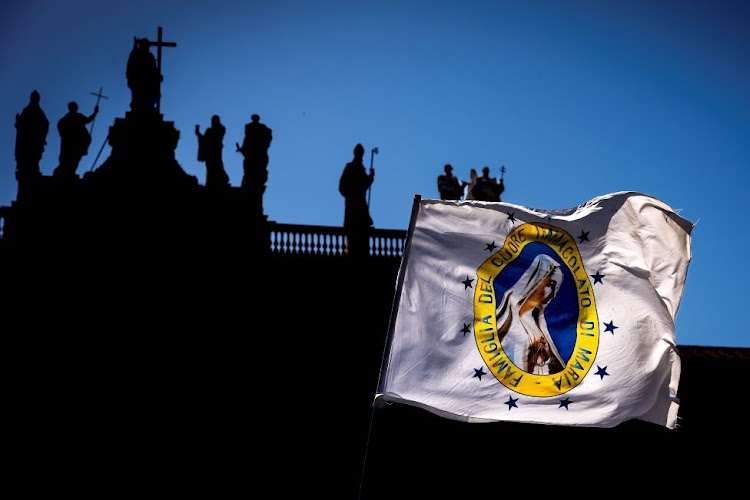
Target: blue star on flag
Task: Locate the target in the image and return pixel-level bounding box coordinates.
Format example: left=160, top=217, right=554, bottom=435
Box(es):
left=462, top=276, right=474, bottom=289
left=559, top=397, right=572, bottom=410
left=505, top=395, right=519, bottom=410
left=485, top=241, right=497, bottom=252
left=461, top=323, right=471, bottom=336
left=473, top=367, right=486, bottom=380
left=591, top=270, right=605, bottom=284
left=595, top=365, right=609, bottom=379
left=603, top=320, right=618, bottom=334
left=578, top=230, right=589, bottom=243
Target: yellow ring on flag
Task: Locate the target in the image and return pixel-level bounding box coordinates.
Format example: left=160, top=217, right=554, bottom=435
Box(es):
left=473, top=223, right=599, bottom=397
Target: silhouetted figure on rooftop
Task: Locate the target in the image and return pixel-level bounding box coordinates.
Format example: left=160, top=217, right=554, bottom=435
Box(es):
left=437, top=164, right=467, bottom=200
left=53, top=101, right=98, bottom=180
left=93, top=28, right=187, bottom=187
left=236, top=114, right=272, bottom=217
left=126, top=37, right=161, bottom=115
left=464, top=168, right=478, bottom=200
left=471, top=166, right=503, bottom=202
left=196, top=115, right=229, bottom=190
left=339, top=143, right=374, bottom=257
left=15, top=90, right=49, bottom=185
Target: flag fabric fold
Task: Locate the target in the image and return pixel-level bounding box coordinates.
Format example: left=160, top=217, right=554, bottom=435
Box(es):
left=374, top=192, right=693, bottom=428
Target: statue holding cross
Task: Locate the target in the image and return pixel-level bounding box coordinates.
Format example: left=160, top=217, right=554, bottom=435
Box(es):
left=126, top=27, right=176, bottom=115
left=87, top=27, right=194, bottom=187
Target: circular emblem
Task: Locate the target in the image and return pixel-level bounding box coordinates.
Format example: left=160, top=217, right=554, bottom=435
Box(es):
left=473, top=223, right=599, bottom=397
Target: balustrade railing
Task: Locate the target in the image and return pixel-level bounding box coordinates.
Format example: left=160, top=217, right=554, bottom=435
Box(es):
left=269, top=223, right=406, bottom=258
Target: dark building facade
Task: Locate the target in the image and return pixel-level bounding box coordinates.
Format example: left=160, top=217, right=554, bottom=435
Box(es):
left=2, top=180, right=747, bottom=496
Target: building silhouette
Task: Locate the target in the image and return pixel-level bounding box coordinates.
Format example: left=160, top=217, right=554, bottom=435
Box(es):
left=1, top=28, right=746, bottom=498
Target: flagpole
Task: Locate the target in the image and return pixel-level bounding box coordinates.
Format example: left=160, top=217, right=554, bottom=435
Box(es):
left=374, top=193, right=422, bottom=400
left=358, top=194, right=422, bottom=500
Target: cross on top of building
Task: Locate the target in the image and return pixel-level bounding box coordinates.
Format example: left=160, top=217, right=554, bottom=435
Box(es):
left=145, top=26, right=177, bottom=78
left=144, top=26, right=176, bottom=113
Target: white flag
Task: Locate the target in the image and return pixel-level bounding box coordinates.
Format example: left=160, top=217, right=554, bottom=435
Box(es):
left=375, top=192, right=693, bottom=428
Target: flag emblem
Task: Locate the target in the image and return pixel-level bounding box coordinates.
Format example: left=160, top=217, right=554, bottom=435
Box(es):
left=474, top=223, right=598, bottom=397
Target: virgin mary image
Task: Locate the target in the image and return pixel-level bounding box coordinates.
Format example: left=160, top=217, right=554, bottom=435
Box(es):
left=495, top=254, right=566, bottom=375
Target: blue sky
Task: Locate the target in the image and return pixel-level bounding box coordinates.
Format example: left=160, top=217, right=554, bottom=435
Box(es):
left=1, top=1, right=748, bottom=347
